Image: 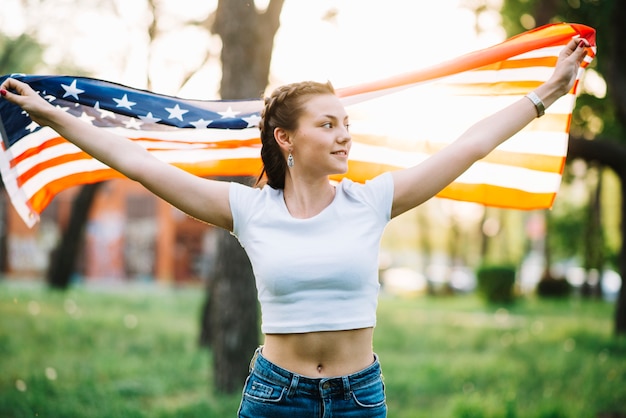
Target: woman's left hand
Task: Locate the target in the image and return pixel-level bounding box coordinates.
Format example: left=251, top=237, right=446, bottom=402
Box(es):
left=548, top=36, right=591, bottom=97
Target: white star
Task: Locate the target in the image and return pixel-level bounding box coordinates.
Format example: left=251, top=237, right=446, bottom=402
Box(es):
left=113, top=94, right=136, bottom=110
left=94, top=102, right=115, bottom=119
left=165, top=104, right=189, bottom=121
left=78, top=112, right=96, bottom=125
left=26, top=121, right=40, bottom=132
left=218, top=106, right=240, bottom=118
left=44, top=94, right=57, bottom=103
left=139, top=112, right=161, bottom=124
left=242, top=114, right=261, bottom=128
left=61, top=80, right=84, bottom=100
left=124, top=118, right=143, bottom=130
left=54, top=104, right=70, bottom=113
left=190, top=118, right=212, bottom=129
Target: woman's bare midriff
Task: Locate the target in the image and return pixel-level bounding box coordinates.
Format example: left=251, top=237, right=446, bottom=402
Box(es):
left=261, top=327, right=375, bottom=378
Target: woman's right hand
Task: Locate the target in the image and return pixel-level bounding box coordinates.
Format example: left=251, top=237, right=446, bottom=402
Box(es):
left=1, top=78, right=56, bottom=127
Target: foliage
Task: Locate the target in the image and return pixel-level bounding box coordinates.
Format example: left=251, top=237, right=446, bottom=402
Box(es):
left=0, top=34, right=43, bottom=74
left=546, top=196, right=587, bottom=263
left=4, top=282, right=622, bottom=417
left=476, top=264, right=517, bottom=304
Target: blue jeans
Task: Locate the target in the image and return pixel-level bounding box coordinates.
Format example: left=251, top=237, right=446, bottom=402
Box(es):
left=238, top=347, right=387, bottom=418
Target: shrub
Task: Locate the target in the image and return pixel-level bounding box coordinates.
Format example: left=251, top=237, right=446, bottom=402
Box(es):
left=536, top=276, right=572, bottom=298
left=476, top=264, right=516, bottom=304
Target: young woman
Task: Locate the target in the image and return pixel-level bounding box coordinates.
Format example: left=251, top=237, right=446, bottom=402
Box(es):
left=1, top=36, right=589, bottom=417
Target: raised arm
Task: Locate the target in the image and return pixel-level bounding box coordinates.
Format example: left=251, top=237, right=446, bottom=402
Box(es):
left=0, top=78, right=233, bottom=231
left=390, top=36, right=590, bottom=218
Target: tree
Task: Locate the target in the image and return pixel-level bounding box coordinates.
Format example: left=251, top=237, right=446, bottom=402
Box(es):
left=200, top=0, right=285, bottom=394
left=493, top=0, right=626, bottom=334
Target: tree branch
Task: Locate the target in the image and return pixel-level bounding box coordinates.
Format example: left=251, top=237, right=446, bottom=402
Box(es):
left=567, top=136, right=626, bottom=177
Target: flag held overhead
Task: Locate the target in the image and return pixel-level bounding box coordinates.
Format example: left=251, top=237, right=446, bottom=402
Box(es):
left=0, top=23, right=596, bottom=227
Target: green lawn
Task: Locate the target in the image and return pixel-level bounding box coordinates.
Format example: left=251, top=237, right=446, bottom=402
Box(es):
left=0, top=281, right=624, bottom=418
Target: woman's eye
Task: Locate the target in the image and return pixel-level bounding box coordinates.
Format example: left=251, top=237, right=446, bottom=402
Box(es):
left=322, top=122, right=332, bottom=128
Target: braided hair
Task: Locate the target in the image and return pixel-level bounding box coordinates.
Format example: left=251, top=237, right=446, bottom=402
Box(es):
left=256, top=80, right=335, bottom=189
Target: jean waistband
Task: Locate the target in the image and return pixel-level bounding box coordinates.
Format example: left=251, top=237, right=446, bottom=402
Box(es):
left=249, top=347, right=382, bottom=398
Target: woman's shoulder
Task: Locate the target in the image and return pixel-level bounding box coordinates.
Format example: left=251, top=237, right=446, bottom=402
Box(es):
left=230, top=181, right=280, bottom=202
left=337, top=172, right=394, bottom=216
left=230, top=182, right=288, bottom=218
left=338, top=172, right=393, bottom=194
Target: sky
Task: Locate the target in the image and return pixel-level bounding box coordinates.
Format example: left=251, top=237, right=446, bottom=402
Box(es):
left=0, top=0, right=505, bottom=99
left=268, top=0, right=505, bottom=89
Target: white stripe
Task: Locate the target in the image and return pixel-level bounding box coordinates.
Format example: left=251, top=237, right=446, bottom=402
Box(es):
left=444, top=67, right=556, bottom=84
left=11, top=133, right=258, bottom=179
left=21, top=159, right=110, bottom=198
left=13, top=142, right=83, bottom=174
left=511, top=46, right=563, bottom=60
left=9, top=124, right=258, bottom=158
left=108, top=126, right=259, bottom=142
left=456, top=161, right=563, bottom=193
left=7, top=127, right=58, bottom=156
left=150, top=147, right=261, bottom=164
left=348, top=143, right=561, bottom=193
left=351, top=129, right=568, bottom=157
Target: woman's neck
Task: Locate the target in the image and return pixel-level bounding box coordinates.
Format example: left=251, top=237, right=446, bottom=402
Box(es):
left=282, top=176, right=336, bottom=219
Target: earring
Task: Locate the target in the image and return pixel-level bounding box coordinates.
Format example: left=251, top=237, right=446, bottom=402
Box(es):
left=287, top=153, right=294, bottom=168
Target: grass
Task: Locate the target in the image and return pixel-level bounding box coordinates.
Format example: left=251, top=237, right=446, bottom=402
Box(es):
left=0, top=280, right=624, bottom=418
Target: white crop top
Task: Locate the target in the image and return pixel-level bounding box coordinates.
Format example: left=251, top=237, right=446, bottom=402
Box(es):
left=229, top=172, right=394, bottom=334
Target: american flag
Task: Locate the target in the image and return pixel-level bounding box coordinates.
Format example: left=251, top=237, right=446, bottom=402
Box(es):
left=0, top=23, right=595, bottom=228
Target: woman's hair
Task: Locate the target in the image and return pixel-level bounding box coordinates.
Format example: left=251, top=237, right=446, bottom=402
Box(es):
left=256, top=80, right=335, bottom=189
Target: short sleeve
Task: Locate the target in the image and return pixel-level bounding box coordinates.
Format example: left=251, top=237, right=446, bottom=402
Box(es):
left=229, top=182, right=259, bottom=237
left=341, top=172, right=394, bottom=221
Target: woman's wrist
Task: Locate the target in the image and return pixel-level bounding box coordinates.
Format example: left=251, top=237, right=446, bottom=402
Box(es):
left=525, top=91, right=545, bottom=117
left=531, top=80, right=567, bottom=115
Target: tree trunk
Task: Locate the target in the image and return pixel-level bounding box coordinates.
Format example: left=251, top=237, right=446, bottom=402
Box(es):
left=532, top=0, right=560, bottom=26
left=608, top=0, right=626, bottom=124
left=201, top=0, right=285, bottom=394
left=46, top=182, right=103, bottom=289
left=581, top=166, right=605, bottom=299
left=208, top=224, right=259, bottom=393
left=567, top=136, right=626, bottom=335
left=214, top=0, right=284, bottom=99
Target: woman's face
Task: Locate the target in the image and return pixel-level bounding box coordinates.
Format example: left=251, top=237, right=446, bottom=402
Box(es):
left=290, top=94, right=351, bottom=178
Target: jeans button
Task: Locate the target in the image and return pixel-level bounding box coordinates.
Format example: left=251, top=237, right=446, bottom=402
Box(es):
left=322, top=381, right=331, bottom=390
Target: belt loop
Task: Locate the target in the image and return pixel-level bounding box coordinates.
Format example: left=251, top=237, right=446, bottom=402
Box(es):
left=287, top=374, right=299, bottom=397
left=248, top=346, right=261, bottom=372
left=342, top=376, right=351, bottom=401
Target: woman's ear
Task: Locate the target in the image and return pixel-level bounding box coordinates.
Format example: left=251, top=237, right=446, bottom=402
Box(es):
left=274, top=127, right=292, bottom=151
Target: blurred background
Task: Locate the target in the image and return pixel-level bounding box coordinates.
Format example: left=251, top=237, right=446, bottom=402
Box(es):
left=0, top=1, right=625, bottom=417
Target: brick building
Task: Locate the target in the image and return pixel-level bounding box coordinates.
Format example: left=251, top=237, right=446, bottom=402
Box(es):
left=4, top=178, right=217, bottom=283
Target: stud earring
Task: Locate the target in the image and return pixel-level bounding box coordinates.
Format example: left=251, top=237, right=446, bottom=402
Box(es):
left=287, top=153, right=294, bottom=168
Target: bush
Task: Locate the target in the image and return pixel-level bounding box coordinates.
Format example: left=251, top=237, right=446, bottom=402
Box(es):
left=476, top=264, right=516, bottom=304
left=536, top=276, right=572, bottom=298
